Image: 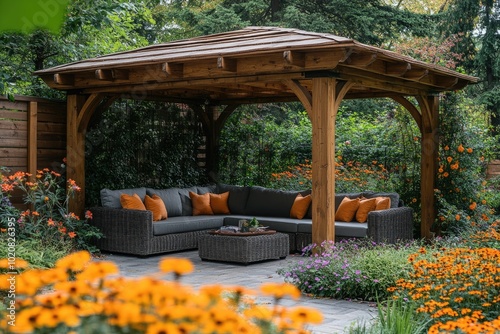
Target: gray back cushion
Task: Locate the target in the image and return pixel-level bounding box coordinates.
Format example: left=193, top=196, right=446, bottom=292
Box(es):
left=216, top=184, right=250, bottom=214
left=196, top=184, right=216, bottom=194
left=101, top=187, right=146, bottom=208
left=146, top=188, right=183, bottom=217
left=177, top=187, right=199, bottom=216
left=245, top=186, right=298, bottom=217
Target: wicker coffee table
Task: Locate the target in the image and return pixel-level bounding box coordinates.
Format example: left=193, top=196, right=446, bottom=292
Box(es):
left=198, top=231, right=289, bottom=264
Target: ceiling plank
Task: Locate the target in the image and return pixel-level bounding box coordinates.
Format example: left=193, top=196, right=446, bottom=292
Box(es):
left=217, top=57, right=237, bottom=72
left=162, top=62, right=183, bottom=78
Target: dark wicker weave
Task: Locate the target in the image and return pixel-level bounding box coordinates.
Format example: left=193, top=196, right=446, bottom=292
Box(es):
left=89, top=204, right=413, bottom=256
left=295, top=206, right=414, bottom=251
left=198, top=233, right=289, bottom=264
left=89, top=207, right=210, bottom=256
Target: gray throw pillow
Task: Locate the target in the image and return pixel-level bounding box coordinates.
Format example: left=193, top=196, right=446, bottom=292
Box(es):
left=101, top=187, right=147, bottom=208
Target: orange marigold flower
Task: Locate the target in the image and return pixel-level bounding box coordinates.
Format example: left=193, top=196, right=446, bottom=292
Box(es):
left=455, top=214, right=461, bottom=221
left=467, top=147, right=473, bottom=153
left=469, top=202, right=477, bottom=210
left=457, top=144, right=464, bottom=153
left=443, top=172, right=449, bottom=177
left=450, top=162, right=459, bottom=170
left=159, top=258, right=194, bottom=276
left=446, top=156, right=453, bottom=163
left=444, top=145, right=449, bottom=150
left=68, top=232, right=77, bottom=238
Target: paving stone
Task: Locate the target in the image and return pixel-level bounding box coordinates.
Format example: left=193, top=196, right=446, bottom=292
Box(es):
left=101, top=250, right=376, bottom=333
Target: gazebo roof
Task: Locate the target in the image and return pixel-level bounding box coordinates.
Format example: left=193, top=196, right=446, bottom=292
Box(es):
left=35, top=26, right=478, bottom=104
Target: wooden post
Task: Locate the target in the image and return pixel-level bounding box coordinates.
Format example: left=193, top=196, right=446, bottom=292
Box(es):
left=27, top=101, right=38, bottom=177
left=419, top=95, right=439, bottom=239
left=66, top=94, right=86, bottom=217
left=311, top=77, right=337, bottom=245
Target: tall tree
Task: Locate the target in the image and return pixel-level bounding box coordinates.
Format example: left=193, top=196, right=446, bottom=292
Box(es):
left=443, top=0, right=500, bottom=148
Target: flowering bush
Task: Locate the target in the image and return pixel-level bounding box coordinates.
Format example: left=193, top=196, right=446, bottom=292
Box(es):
left=270, top=157, right=397, bottom=193
left=389, top=245, right=500, bottom=333
left=277, top=239, right=421, bottom=301
left=0, top=167, right=102, bottom=253
left=0, top=251, right=322, bottom=333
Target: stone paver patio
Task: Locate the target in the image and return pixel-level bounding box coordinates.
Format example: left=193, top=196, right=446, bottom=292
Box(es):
left=103, top=250, right=376, bottom=334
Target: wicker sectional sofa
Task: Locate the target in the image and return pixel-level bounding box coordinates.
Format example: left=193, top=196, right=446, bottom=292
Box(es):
left=89, top=184, right=414, bottom=256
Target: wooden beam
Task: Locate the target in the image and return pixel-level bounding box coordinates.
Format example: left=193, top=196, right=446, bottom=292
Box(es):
left=217, top=57, right=237, bottom=72
left=282, top=79, right=312, bottom=117
left=419, top=94, right=439, bottom=240
left=66, top=94, right=86, bottom=217
left=162, top=62, right=184, bottom=78
left=54, top=73, right=74, bottom=85
left=95, top=69, right=129, bottom=81
left=311, top=78, right=353, bottom=246
left=77, top=93, right=106, bottom=132
left=386, top=62, right=411, bottom=77
left=391, top=95, right=423, bottom=132
left=27, top=101, right=37, bottom=177
left=283, top=51, right=305, bottom=68
left=312, top=77, right=337, bottom=246
left=82, top=72, right=306, bottom=94
left=344, top=53, right=377, bottom=67
left=405, top=68, right=429, bottom=81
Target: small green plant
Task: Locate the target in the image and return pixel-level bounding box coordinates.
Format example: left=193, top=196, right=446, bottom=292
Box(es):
left=347, top=298, right=428, bottom=334
left=278, top=239, right=422, bottom=301
left=0, top=167, right=102, bottom=253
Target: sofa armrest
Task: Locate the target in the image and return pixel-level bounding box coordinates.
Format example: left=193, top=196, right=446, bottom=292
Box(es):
left=367, top=207, right=414, bottom=243
left=89, top=207, right=154, bottom=255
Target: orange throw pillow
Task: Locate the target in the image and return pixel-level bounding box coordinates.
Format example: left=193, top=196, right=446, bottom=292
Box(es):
left=355, top=197, right=377, bottom=223
left=209, top=192, right=230, bottom=214
left=290, top=194, right=312, bottom=219
left=335, top=197, right=360, bottom=222
left=120, top=193, right=146, bottom=210
left=375, top=197, right=391, bottom=211
left=145, top=194, right=168, bottom=221
left=190, top=192, right=214, bottom=216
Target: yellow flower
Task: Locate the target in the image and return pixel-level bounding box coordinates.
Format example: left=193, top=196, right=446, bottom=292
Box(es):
left=76, top=261, right=119, bottom=281
left=260, top=282, right=301, bottom=300
left=159, top=258, right=194, bottom=276
left=287, top=306, right=323, bottom=324
left=146, top=322, right=182, bottom=334
left=0, top=258, right=29, bottom=270
left=55, top=250, right=91, bottom=272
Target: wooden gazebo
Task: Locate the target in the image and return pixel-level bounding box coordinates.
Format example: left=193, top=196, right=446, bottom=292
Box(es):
left=35, top=27, right=478, bottom=243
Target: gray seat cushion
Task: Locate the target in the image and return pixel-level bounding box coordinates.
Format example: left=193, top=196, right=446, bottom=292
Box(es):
left=101, top=187, right=147, bottom=208
left=297, top=220, right=367, bottom=238
left=153, top=215, right=224, bottom=235
left=245, top=186, right=298, bottom=217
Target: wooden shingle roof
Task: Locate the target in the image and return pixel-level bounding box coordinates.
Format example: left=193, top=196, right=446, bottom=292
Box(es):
left=35, top=26, right=478, bottom=104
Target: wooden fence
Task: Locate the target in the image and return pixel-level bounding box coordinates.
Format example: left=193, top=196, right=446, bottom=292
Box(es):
left=0, top=95, right=66, bottom=205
